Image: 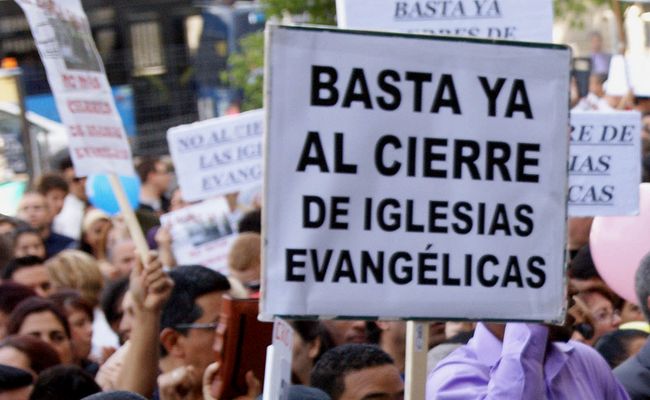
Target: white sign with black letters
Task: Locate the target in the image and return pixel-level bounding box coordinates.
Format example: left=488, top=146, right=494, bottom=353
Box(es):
left=167, top=109, right=264, bottom=202
left=262, top=25, right=571, bottom=321
left=336, top=0, right=553, bottom=42
left=569, top=111, right=642, bottom=217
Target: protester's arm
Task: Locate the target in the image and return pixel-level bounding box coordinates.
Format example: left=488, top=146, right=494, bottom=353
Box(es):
left=428, top=323, right=547, bottom=399
left=115, top=252, right=174, bottom=397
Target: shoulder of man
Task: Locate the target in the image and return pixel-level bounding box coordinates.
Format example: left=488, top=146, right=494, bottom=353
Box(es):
left=426, top=343, right=489, bottom=397
left=613, top=350, right=650, bottom=399
left=48, top=231, right=76, bottom=244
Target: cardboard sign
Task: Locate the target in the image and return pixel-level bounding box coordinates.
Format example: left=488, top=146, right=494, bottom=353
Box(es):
left=262, top=319, right=293, bottom=400
left=606, top=55, right=650, bottom=97
left=569, top=111, right=642, bottom=217
left=336, top=0, right=553, bottom=42
left=167, top=110, right=264, bottom=202
left=262, top=25, right=571, bottom=321
left=15, top=0, right=134, bottom=176
left=160, top=197, right=236, bottom=273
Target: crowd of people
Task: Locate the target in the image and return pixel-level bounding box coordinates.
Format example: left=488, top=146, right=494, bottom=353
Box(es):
left=0, top=28, right=650, bottom=400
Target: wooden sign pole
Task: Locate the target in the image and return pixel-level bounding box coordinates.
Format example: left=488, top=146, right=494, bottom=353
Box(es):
left=107, top=173, right=149, bottom=263
left=405, top=321, right=429, bottom=400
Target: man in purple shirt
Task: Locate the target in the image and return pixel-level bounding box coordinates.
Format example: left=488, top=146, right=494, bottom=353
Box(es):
left=427, top=322, right=629, bottom=399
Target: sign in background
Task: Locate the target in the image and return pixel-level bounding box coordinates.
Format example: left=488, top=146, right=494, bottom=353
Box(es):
left=160, top=197, right=236, bottom=274
left=15, top=0, right=134, bottom=176
left=263, top=25, right=571, bottom=321
left=569, top=111, right=641, bottom=217
left=167, top=109, right=264, bottom=202
left=336, top=0, right=553, bottom=42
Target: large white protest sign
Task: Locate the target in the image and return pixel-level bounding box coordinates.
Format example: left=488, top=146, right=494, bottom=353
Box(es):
left=569, top=111, right=641, bottom=217
left=160, top=197, right=236, bottom=273
left=262, top=25, right=570, bottom=321
left=336, top=0, right=553, bottom=42
left=167, top=110, right=264, bottom=202
left=15, top=0, right=134, bottom=176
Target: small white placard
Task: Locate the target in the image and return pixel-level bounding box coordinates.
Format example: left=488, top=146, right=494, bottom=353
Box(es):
left=569, top=111, right=642, bottom=217
left=336, top=0, right=553, bottom=42
left=167, top=109, right=264, bottom=202
left=160, top=197, right=237, bottom=273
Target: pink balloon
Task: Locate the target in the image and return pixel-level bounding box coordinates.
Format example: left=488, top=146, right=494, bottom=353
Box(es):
left=590, top=183, right=650, bottom=304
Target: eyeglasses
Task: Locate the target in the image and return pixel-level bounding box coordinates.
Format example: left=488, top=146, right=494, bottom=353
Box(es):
left=592, top=308, right=620, bottom=325
left=173, top=322, right=219, bottom=330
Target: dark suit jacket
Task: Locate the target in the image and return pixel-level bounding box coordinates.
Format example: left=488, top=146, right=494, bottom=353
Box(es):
left=614, top=337, right=650, bottom=400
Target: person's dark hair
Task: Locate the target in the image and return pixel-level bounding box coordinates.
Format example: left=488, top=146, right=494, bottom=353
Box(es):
left=577, top=286, right=619, bottom=307
left=0, top=364, right=33, bottom=390
left=29, top=365, right=101, bottom=400
left=311, top=344, right=394, bottom=400
left=289, top=321, right=334, bottom=364
left=0, top=214, right=21, bottom=230
left=2, top=256, right=46, bottom=280
left=568, top=245, right=601, bottom=281
left=595, top=329, right=649, bottom=368
left=135, top=157, right=159, bottom=183
left=366, top=321, right=381, bottom=344
left=0, top=335, right=61, bottom=373
left=35, top=174, right=68, bottom=196
left=11, top=226, right=45, bottom=252
left=635, top=252, right=650, bottom=321
left=12, top=225, right=43, bottom=241
left=160, top=265, right=230, bottom=356
left=7, top=297, right=71, bottom=339
left=238, top=209, right=261, bottom=234
left=49, top=290, right=94, bottom=321
left=0, top=281, right=36, bottom=315
left=643, top=154, right=650, bottom=183
left=0, top=233, right=14, bottom=275
left=100, top=276, right=129, bottom=327
left=57, top=156, right=74, bottom=172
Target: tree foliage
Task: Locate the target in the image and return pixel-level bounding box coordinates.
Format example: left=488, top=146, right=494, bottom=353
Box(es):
left=263, top=0, right=337, bottom=25
left=221, top=0, right=337, bottom=111
left=554, top=0, right=610, bottom=19
left=220, top=33, right=264, bottom=111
